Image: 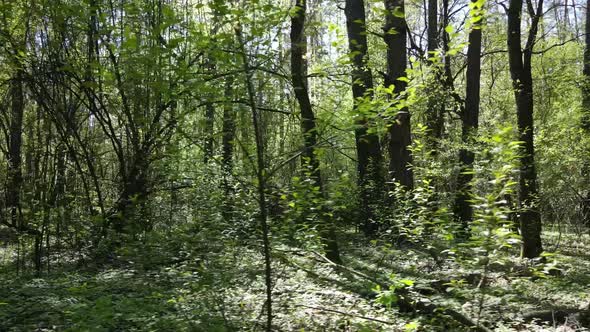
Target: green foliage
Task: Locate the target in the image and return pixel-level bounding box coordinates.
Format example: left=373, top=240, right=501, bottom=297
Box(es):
left=373, top=275, right=415, bottom=309
left=1, top=0, right=590, bottom=331
left=456, top=126, right=522, bottom=266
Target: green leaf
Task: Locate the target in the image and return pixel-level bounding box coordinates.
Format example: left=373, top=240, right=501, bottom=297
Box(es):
left=399, top=279, right=414, bottom=286
left=404, top=321, right=420, bottom=331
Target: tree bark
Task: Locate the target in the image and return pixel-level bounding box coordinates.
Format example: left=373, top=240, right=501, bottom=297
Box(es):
left=222, top=77, right=236, bottom=177
left=427, top=0, right=438, bottom=58
left=383, top=0, right=414, bottom=190
left=290, top=0, right=341, bottom=263
left=7, top=71, right=24, bottom=230
left=203, top=104, right=215, bottom=163
left=345, top=0, right=384, bottom=235
left=581, top=0, right=590, bottom=227
left=112, top=150, right=149, bottom=233
left=203, top=58, right=216, bottom=164
left=203, top=12, right=222, bottom=165
left=425, top=0, right=444, bottom=144
left=507, top=0, right=544, bottom=258
left=453, top=0, right=483, bottom=230
left=235, top=24, right=273, bottom=332
left=221, top=77, right=235, bottom=221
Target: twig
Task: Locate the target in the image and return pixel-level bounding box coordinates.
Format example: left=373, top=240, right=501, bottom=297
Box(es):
left=296, top=304, right=400, bottom=327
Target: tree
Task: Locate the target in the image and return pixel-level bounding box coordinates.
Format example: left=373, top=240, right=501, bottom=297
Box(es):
left=221, top=76, right=236, bottom=218
left=454, top=0, right=484, bottom=230
left=7, top=71, right=24, bottom=231
left=290, top=0, right=341, bottom=263
left=507, top=0, right=544, bottom=258
left=383, top=0, right=413, bottom=190
left=2, top=0, right=590, bottom=330
left=425, top=0, right=444, bottom=144
left=1, top=0, right=28, bottom=234
left=344, top=0, right=384, bottom=235
left=581, top=0, right=590, bottom=227
left=77, top=0, right=186, bottom=235
left=235, top=21, right=273, bottom=332
left=203, top=14, right=224, bottom=165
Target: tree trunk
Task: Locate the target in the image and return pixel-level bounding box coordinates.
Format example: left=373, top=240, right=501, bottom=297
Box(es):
left=453, top=0, right=483, bottom=230
left=203, top=103, right=215, bottom=164
left=222, top=78, right=235, bottom=176
left=112, top=151, right=149, bottom=233
left=427, top=0, right=438, bottom=58
left=221, top=76, right=235, bottom=222
left=236, top=24, right=273, bottom=332
left=507, top=0, right=544, bottom=258
left=345, top=0, right=384, bottom=235
left=203, top=13, right=221, bottom=165
left=441, top=0, right=454, bottom=94
left=425, top=0, right=443, bottom=144
left=581, top=0, right=590, bottom=227
left=383, top=0, right=414, bottom=190
left=7, top=71, right=24, bottom=230
left=203, top=59, right=216, bottom=164
left=290, top=0, right=341, bottom=263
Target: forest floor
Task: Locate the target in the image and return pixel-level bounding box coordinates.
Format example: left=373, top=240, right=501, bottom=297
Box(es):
left=0, top=231, right=589, bottom=332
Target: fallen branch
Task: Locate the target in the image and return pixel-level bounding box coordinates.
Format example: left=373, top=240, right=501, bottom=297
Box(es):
left=311, top=252, right=493, bottom=332
left=297, top=304, right=399, bottom=327
left=522, top=304, right=590, bottom=328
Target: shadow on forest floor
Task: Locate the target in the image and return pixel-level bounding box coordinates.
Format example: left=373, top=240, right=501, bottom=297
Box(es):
left=0, top=231, right=589, bottom=331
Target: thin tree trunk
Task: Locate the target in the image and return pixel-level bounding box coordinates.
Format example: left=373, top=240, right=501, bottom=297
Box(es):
left=345, top=0, right=384, bottom=235
left=453, top=0, right=483, bottom=230
left=221, top=77, right=235, bottom=221
left=383, top=0, right=414, bottom=190
left=507, top=0, right=544, bottom=258
left=235, top=24, right=273, bottom=332
left=52, top=142, right=66, bottom=266
left=427, top=0, right=438, bottom=58
left=425, top=0, right=443, bottom=144
left=290, top=0, right=341, bottom=263
left=581, top=0, right=590, bottom=227
left=7, top=71, right=24, bottom=230
left=203, top=60, right=216, bottom=164
left=222, top=77, right=236, bottom=176
left=203, top=104, right=215, bottom=163
left=441, top=0, right=454, bottom=102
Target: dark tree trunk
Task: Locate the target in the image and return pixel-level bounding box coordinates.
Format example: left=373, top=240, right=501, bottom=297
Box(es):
left=203, top=13, right=222, bottom=166
left=291, top=0, right=320, bottom=180
left=84, top=0, right=108, bottom=228
left=203, top=103, right=215, bottom=164
left=427, top=0, right=438, bottom=57
left=221, top=78, right=235, bottom=176
left=345, top=0, right=384, bottom=235
left=425, top=0, right=443, bottom=144
left=507, top=0, right=544, bottom=258
left=441, top=0, right=454, bottom=93
left=290, top=0, right=341, bottom=263
left=52, top=142, right=67, bottom=261
left=7, top=71, right=24, bottom=230
left=221, top=77, right=235, bottom=221
left=112, top=151, right=149, bottom=233
left=581, top=0, right=590, bottom=227
left=203, top=59, right=216, bottom=164
left=383, top=0, right=414, bottom=190
left=453, top=0, right=482, bottom=230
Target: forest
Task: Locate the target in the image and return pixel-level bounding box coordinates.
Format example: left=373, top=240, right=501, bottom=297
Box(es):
left=0, top=0, right=589, bottom=330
